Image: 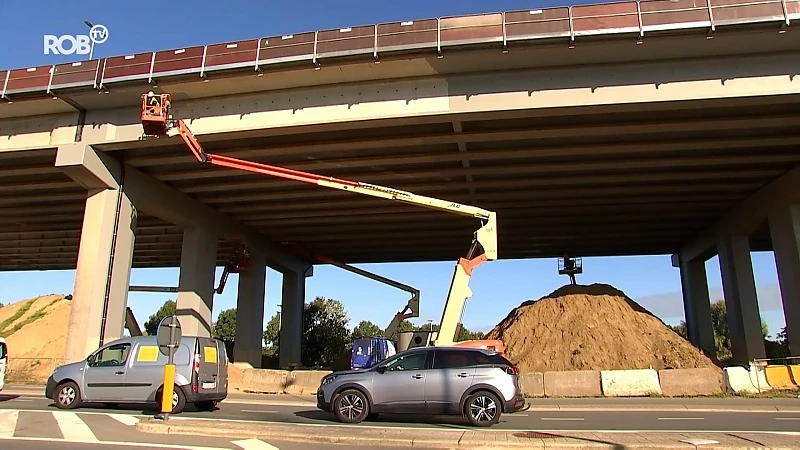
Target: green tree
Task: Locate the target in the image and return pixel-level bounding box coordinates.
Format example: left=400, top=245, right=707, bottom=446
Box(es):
left=351, top=320, right=383, bottom=339
left=396, top=320, right=414, bottom=333
left=303, top=297, right=350, bottom=367
left=670, top=299, right=769, bottom=363
left=213, top=308, right=237, bottom=343
left=143, top=300, right=176, bottom=336
left=262, top=297, right=351, bottom=368
left=411, top=323, right=484, bottom=341
left=262, top=312, right=281, bottom=357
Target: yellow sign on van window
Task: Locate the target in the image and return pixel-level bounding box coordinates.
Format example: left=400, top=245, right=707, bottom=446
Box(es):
left=137, top=346, right=159, bottom=362
left=204, top=346, right=217, bottom=363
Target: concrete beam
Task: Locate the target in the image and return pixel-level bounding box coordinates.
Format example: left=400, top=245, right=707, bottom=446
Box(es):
left=680, top=165, right=800, bottom=262
left=176, top=227, right=217, bottom=337
left=55, top=142, right=121, bottom=190
left=54, top=143, right=310, bottom=273
left=717, top=234, right=766, bottom=365
left=9, top=51, right=797, bottom=154
left=279, top=266, right=313, bottom=369
left=768, top=204, right=800, bottom=355
left=234, top=249, right=267, bottom=367
left=56, top=143, right=137, bottom=362
left=675, top=255, right=716, bottom=359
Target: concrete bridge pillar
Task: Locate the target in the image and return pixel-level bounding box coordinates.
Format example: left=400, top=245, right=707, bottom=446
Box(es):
left=717, top=234, right=766, bottom=365
left=176, top=227, right=218, bottom=337
left=676, top=255, right=715, bottom=358
left=55, top=143, right=137, bottom=363
left=279, top=266, right=313, bottom=369
left=768, top=204, right=800, bottom=355
left=234, top=250, right=267, bottom=367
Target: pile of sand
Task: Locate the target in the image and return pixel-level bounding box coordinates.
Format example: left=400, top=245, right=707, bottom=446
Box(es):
left=0, top=294, right=71, bottom=383
left=484, top=284, right=719, bottom=372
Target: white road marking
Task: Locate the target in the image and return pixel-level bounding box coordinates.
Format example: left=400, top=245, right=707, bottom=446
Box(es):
left=775, top=417, right=800, bottom=420
left=241, top=409, right=278, bottom=414
left=232, top=438, right=281, bottom=449
left=658, top=417, right=705, bottom=420
left=51, top=410, right=99, bottom=442
left=541, top=417, right=585, bottom=421
left=108, top=413, right=140, bottom=426
left=0, top=436, right=232, bottom=449
left=0, top=410, right=19, bottom=437
left=6, top=399, right=32, bottom=402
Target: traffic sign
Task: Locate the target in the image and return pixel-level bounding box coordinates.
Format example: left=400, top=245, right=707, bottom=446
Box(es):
left=156, top=315, right=182, bottom=356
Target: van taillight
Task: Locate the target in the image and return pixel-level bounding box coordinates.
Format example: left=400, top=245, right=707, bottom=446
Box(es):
left=193, top=354, right=200, bottom=373
left=505, top=366, right=519, bottom=375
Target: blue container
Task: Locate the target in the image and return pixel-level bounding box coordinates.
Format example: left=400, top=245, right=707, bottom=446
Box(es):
left=351, top=337, right=396, bottom=369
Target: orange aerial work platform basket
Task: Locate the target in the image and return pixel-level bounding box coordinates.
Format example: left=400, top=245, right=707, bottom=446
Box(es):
left=141, top=92, right=172, bottom=136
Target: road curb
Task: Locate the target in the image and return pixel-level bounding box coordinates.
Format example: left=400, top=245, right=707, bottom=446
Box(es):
left=134, top=418, right=794, bottom=449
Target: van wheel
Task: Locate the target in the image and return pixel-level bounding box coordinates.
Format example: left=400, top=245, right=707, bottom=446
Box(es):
left=464, top=391, right=501, bottom=427
left=333, top=389, right=369, bottom=424
left=55, top=381, right=82, bottom=409
left=156, top=386, right=187, bottom=414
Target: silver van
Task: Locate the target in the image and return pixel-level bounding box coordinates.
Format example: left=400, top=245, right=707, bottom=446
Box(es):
left=45, top=335, right=228, bottom=413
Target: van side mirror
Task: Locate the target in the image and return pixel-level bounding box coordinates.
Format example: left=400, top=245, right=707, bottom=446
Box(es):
left=375, top=365, right=386, bottom=374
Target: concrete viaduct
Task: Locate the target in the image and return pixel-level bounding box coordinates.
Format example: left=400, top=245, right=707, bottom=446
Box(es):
left=1, top=0, right=799, bottom=369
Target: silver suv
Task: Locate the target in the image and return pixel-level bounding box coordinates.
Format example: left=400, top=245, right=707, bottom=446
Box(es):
left=316, top=346, right=525, bottom=427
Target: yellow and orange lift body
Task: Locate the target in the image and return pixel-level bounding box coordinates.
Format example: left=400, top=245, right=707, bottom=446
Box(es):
left=140, top=92, right=501, bottom=352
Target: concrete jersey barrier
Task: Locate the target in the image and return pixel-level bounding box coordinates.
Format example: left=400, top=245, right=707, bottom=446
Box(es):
left=225, top=363, right=795, bottom=399
left=600, top=369, right=662, bottom=397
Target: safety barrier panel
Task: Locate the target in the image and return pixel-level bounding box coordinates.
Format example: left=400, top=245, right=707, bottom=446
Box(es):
left=601, top=369, right=662, bottom=396
left=1, top=0, right=797, bottom=101
left=657, top=367, right=723, bottom=397
left=9, top=356, right=799, bottom=397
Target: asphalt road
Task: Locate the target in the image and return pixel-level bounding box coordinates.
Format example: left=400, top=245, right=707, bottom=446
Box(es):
left=2, top=392, right=800, bottom=433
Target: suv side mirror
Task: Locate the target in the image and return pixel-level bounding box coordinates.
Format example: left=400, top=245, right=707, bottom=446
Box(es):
left=375, top=365, right=386, bottom=374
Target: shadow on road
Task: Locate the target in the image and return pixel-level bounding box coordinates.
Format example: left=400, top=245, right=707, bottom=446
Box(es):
left=0, top=395, right=20, bottom=402
left=294, top=409, right=479, bottom=429
left=42, top=401, right=220, bottom=415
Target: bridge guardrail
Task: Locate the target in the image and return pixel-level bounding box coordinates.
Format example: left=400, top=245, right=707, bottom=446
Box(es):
left=1, top=0, right=797, bottom=100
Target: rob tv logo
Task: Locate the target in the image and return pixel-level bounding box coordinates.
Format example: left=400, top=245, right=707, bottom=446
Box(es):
left=44, top=24, right=109, bottom=55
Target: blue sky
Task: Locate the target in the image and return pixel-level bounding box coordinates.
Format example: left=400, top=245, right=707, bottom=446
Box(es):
left=0, top=0, right=789, bottom=339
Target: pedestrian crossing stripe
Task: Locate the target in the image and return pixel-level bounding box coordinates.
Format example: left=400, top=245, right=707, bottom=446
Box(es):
left=0, top=409, right=282, bottom=449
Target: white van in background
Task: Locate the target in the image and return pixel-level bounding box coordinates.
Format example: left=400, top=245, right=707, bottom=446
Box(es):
left=0, top=337, right=7, bottom=391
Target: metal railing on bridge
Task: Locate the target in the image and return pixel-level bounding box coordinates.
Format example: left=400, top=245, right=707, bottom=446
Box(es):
left=1, top=0, right=798, bottom=100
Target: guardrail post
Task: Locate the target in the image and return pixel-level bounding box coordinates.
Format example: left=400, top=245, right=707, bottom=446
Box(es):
left=568, top=6, right=576, bottom=48
left=436, top=18, right=443, bottom=58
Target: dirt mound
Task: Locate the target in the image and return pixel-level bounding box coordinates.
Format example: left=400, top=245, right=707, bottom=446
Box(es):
left=484, top=283, right=720, bottom=372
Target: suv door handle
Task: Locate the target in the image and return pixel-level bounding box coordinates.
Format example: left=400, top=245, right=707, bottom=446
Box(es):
left=457, top=373, right=470, bottom=378
left=412, top=374, right=424, bottom=379
left=115, top=371, right=124, bottom=375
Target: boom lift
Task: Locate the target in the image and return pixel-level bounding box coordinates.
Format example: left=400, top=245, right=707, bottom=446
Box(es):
left=140, top=91, right=500, bottom=351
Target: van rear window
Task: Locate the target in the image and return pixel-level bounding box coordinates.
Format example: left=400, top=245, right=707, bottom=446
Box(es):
left=0, top=343, right=6, bottom=359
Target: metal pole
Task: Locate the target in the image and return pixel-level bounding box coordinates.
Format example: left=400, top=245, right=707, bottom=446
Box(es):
left=85, top=21, right=94, bottom=60
left=157, top=319, right=178, bottom=421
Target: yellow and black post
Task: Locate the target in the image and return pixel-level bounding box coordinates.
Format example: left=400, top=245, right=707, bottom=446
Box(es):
left=155, top=315, right=181, bottom=421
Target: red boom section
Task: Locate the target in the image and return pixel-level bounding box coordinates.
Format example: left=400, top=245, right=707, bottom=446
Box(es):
left=204, top=151, right=360, bottom=188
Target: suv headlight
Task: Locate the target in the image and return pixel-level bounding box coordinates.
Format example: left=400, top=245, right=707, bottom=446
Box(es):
left=321, top=374, right=338, bottom=386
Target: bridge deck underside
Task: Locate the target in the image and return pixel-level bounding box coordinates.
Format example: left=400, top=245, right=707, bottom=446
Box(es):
left=1, top=94, right=796, bottom=271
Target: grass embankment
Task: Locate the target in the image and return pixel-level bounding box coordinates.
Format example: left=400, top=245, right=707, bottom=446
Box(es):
left=0, top=296, right=64, bottom=337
